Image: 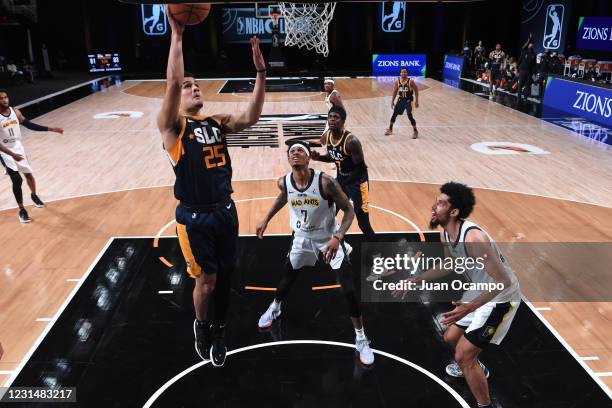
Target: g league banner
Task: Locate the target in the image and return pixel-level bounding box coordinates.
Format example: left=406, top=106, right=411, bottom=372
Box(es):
left=576, top=17, right=612, bottom=51
left=380, top=2, right=406, bottom=33
left=372, top=54, right=426, bottom=77
left=222, top=8, right=285, bottom=44
left=141, top=4, right=167, bottom=36
left=543, top=76, right=612, bottom=131
left=520, top=0, right=572, bottom=53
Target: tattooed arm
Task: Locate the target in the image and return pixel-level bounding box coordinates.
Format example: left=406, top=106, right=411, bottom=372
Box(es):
left=320, top=173, right=355, bottom=263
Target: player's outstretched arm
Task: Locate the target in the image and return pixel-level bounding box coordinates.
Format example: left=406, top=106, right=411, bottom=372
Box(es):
left=522, top=33, right=532, bottom=50
left=321, top=174, right=354, bottom=263
left=15, top=109, right=63, bottom=134
left=223, top=37, right=267, bottom=133
left=310, top=150, right=334, bottom=162
left=256, top=177, right=288, bottom=239
left=157, top=6, right=185, bottom=150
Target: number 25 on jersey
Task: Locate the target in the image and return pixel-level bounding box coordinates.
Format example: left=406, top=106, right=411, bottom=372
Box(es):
left=203, top=145, right=226, bottom=169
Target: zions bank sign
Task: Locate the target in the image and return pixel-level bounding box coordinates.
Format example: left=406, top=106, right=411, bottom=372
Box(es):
left=543, top=76, right=612, bottom=133
left=372, top=54, right=426, bottom=77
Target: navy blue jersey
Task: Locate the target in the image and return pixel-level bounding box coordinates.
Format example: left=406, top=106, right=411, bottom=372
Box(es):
left=397, top=78, right=413, bottom=100
left=325, top=129, right=357, bottom=176
left=167, top=114, right=233, bottom=205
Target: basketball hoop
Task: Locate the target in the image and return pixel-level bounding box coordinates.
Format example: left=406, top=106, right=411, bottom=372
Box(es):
left=277, top=2, right=337, bottom=57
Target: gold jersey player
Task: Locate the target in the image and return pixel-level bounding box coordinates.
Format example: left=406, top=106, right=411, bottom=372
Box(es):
left=157, top=9, right=266, bottom=367
left=312, top=106, right=375, bottom=238
left=0, top=89, right=63, bottom=223
left=384, top=67, right=419, bottom=138
left=256, top=141, right=375, bottom=366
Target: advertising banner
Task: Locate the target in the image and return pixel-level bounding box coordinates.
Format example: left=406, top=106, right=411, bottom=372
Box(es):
left=576, top=16, right=612, bottom=51
left=372, top=54, right=426, bottom=77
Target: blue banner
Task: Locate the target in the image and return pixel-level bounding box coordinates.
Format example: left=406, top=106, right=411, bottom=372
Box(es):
left=542, top=76, right=612, bottom=144
left=222, top=8, right=285, bottom=44
left=443, top=54, right=464, bottom=80
left=576, top=16, right=612, bottom=51
left=371, top=54, right=426, bottom=77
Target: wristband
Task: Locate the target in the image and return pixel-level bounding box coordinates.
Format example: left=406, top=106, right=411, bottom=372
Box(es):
left=256, top=68, right=267, bottom=73
left=333, top=235, right=341, bottom=242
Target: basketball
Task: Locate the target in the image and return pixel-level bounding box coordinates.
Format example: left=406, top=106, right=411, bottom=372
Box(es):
left=167, top=3, right=211, bottom=26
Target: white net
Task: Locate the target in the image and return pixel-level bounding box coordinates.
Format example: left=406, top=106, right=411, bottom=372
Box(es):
left=278, top=2, right=337, bottom=57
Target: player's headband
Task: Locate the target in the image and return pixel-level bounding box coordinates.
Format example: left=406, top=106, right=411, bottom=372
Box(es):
left=324, top=79, right=335, bottom=85
left=287, top=142, right=310, bottom=156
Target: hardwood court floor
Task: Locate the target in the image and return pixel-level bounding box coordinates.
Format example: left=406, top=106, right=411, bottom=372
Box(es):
left=0, top=78, right=611, bottom=392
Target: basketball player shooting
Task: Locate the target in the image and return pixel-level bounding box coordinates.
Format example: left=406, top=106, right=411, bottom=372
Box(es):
left=157, top=5, right=267, bottom=368
left=256, top=141, right=375, bottom=366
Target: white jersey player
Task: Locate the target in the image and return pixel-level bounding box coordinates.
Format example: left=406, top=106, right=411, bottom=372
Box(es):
left=255, top=141, right=375, bottom=366
left=405, top=182, right=521, bottom=408
left=323, top=79, right=343, bottom=133
left=0, top=89, right=64, bottom=222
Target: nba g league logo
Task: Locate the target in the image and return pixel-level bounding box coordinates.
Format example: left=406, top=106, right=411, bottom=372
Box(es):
left=381, top=2, right=406, bottom=33
left=543, top=4, right=564, bottom=49
left=141, top=4, right=167, bottom=36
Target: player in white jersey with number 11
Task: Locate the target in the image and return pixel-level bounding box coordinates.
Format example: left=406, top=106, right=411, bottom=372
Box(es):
left=0, top=89, right=64, bottom=223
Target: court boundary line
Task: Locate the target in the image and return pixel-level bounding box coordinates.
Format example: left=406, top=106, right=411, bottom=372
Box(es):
left=141, top=340, right=470, bottom=408
left=15, top=76, right=112, bottom=109
left=3, top=237, right=115, bottom=387
left=522, top=300, right=611, bottom=397
left=431, top=76, right=610, bottom=145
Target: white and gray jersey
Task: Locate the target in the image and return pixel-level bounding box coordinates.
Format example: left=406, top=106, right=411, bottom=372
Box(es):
left=0, top=108, right=22, bottom=148
left=444, top=219, right=521, bottom=303
left=286, top=170, right=336, bottom=240
left=325, top=89, right=339, bottom=110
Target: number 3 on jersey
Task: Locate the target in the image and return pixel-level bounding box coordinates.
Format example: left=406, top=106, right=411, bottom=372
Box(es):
left=203, top=145, right=226, bottom=169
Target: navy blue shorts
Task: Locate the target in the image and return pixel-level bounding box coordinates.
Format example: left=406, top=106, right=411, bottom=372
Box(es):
left=491, top=66, right=502, bottom=81
left=393, top=97, right=413, bottom=115
left=175, top=200, right=239, bottom=278
left=337, top=172, right=370, bottom=216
